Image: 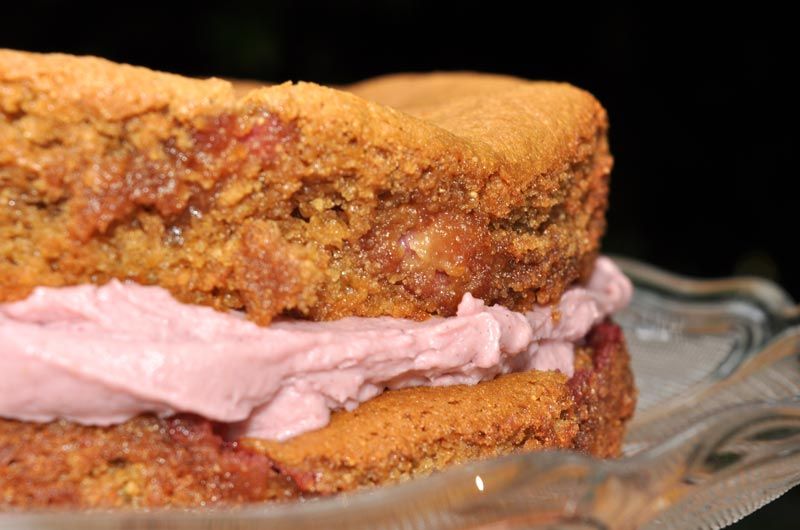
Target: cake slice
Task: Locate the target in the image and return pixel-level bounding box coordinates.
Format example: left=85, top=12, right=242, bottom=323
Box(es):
left=0, top=50, right=611, bottom=324
left=0, top=50, right=634, bottom=510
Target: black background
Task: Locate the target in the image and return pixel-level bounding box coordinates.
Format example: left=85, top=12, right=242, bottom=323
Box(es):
left=3, top=3, right=798, bottom=526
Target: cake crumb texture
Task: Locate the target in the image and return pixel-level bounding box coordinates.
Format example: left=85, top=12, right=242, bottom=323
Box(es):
left=0, top=50, right=612, bottom=324
left=0, top=321, right=634, bottom=509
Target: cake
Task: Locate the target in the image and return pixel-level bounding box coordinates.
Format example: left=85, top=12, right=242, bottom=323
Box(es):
left=0, top=49, right=636, bottom=509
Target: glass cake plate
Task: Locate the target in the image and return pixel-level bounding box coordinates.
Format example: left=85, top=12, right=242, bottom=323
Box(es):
left=4, top=257, right=800, bottom=530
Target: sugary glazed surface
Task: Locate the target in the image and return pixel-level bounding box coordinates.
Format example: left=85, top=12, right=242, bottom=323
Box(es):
left=0, top=322, right=635, bottom=509
left=0, top=50, right=612, bottom=324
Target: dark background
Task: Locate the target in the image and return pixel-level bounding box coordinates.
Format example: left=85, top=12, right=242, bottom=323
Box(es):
left=3, top=3, right=798, bottom=526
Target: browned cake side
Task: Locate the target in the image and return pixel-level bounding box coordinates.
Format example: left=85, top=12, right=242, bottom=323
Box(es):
left=0, top=50, right=611, bottom=325
left=0, top=322, right=634, bottom=509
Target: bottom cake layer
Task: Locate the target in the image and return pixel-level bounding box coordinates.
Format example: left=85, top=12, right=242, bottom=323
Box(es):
left=0, top=321, right=635, bottom=509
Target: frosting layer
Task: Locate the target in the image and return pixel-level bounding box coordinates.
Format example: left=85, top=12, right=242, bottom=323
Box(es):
left=0, top=257, right=631, bottom=440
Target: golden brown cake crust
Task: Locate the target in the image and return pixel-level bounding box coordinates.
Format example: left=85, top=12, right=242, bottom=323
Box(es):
left=0, top=322, right=634, bottom=509
left=0, top=50, right=611, bottom=324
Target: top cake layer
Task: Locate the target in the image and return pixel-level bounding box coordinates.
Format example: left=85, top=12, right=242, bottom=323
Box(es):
left=0, top=50, right=612, bottom=324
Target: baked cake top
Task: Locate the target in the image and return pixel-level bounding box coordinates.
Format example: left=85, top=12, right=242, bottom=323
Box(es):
left=0, top=49, right=611, bottom=324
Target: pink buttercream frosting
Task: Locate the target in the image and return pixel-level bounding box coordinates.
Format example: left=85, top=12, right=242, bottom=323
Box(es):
left=0, top=257, right=631, bottom=440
